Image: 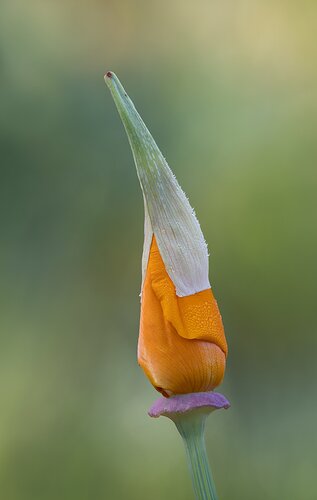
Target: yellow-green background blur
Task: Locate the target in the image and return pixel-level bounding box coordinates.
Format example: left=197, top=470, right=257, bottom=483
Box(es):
left=1, top=1, right=317, bottom=499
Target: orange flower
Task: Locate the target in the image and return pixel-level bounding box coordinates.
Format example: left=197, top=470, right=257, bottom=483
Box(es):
left=105, top=72, right=228, bottom=397
left=139, top=236, right=227, bottom=396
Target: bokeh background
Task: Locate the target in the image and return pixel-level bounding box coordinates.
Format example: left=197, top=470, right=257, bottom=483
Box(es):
left=1, top=1, right=317, bottom=499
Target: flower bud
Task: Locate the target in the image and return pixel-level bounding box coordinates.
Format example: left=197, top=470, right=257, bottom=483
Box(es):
left=105, top=72, right=228, bottom=396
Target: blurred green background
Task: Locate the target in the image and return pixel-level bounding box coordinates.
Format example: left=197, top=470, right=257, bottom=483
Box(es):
left=1, top=1, right=317, bottom=499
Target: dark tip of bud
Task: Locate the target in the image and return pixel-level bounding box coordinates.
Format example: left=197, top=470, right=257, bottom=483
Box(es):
left=105, top=71, right=113, bottom=79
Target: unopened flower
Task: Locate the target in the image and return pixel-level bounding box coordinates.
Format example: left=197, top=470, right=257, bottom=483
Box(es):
left=105, top=72, right=228, bottom=397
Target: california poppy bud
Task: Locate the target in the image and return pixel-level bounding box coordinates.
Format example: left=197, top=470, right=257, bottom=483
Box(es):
left=105, top=72, right=228, bottom=397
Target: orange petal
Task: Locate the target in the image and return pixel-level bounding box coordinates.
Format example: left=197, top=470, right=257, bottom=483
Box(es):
left=138, top=237, right=227, bottom=396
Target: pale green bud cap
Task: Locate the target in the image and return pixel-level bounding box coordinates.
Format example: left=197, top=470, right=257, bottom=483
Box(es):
left=105, top=71, right=210, bottom=297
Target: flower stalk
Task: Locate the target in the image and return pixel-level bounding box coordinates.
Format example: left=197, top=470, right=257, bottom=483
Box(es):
left=174, top=410, right=218, bottom=500
left=149, top=392, right=230, bottom=500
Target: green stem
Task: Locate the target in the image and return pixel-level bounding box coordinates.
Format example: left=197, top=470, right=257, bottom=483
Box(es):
left=173, top=410, right=218, bottom=500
